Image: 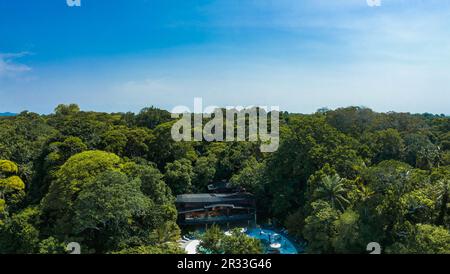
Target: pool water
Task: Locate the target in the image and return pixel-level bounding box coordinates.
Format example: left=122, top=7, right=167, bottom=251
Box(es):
left=246, top=228, right=298, bottom=254
left=183, top=227, right=300, bottom=254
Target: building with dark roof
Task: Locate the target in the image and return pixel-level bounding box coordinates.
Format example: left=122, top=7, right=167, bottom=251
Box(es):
left=176, top=193, right=256, bottom=227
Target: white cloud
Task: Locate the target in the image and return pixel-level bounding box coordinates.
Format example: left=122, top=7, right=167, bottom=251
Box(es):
left=0, top=52, right=32, bottom=78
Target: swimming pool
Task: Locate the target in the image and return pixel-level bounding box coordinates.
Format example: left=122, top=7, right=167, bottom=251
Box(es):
left=246, top=228, right=298, bottom=254
left=182, top=227, right=300, bottom=254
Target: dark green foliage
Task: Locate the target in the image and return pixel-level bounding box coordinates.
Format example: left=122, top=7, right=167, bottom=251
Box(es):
left=147, top=121, right=197, bottom=168
left=135, top=107, right=172, bottom=129
left=303, top=200, right=340, bottom=254
left=192, top=155, right=217, bottom=192
left=198, top=225, right=263, bottom=254
left=0, top=207, right=40, bottom=254
left=164, top=159, right=194, bottom=195
left=0, top=104, right=448, bottom=254
left=122, top=161, right=173, bottom=204
left=71, top=171, right=154, bottom=252
left=387, top=224, right=450, bottom=254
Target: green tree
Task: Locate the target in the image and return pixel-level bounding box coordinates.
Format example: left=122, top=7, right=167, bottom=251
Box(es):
left=404, top=134, right=440, bottom=169
left=198, top=225, right=225, bottom=254
left=148, top=121, right=196, bottom=168
left=210, top=142, right=260, bottom=180
left=149, top=221, right=181, bottom=245
left=71, top=171, right=155, bottom=252
left=222, top=228, right=263, bottom=254
left=264, top=115, right=360, bottom=219
left=198, top=226, right=263, bottom=254
left=164, top=159, right=194, bottom=195
left=325, top=107, right=375, bottom=137
left=313, top=174, right=350, bottom=212
left=430, top=167, right=450, bottom=226
left=123, top=161, right=173, bottom=204
left=38, top=237, right=67, bottom=254
left=100, top=127, right=152, bottom=158
left=0, top=112, right=57, bottom=172
left=332, top=210, right=363, bottom=253
left=284, top=209, right=306, bottom=239
left=303, top=200, right=340, bottom=254
left=30, top=137, right=88, bottom=202
left=388, top=224, right=450, bottom=254
left=230, top=157, right=265, bottom=194
left=369, top=129, right=405, bottom=163
left=112, top=243, right=184, bottom=254
left=192, top=156, right=216, bottom=192
left=0, top=160, right=25, bottom=215
left=0, top=207, right=40, bottom=254
left=41, top=151, right=122, bottom=237
left=54, top=104, right=80, bottom=116
left=135, top=107, right=172, bottom=129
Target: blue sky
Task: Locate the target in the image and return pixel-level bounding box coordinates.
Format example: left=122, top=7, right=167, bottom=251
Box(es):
left=1, top=0, right=450, bottom=114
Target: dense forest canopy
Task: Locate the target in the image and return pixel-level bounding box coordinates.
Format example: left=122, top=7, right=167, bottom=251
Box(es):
left=0, top=104, right=449, bottom=254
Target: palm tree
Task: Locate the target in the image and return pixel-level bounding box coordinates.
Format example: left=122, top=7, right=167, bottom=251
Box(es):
left=150, top=222, right=180, bottom=244
left=357, top=182, right=375, bottom=218
left=315, top=174, right=350, bottom=212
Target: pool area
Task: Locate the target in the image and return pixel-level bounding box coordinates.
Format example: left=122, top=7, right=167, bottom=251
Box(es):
left=246, top=228, right=298, bottom=254
left=181, top=227, right=300, bottom=254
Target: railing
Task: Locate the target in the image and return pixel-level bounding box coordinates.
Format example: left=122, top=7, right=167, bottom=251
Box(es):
left=180, top=214, right=255, bottom=225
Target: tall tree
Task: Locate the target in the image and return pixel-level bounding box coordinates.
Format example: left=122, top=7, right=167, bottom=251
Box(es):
left=0, top=160, right=25, bottom=216
left=313, top=174, right=350, bottom=212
